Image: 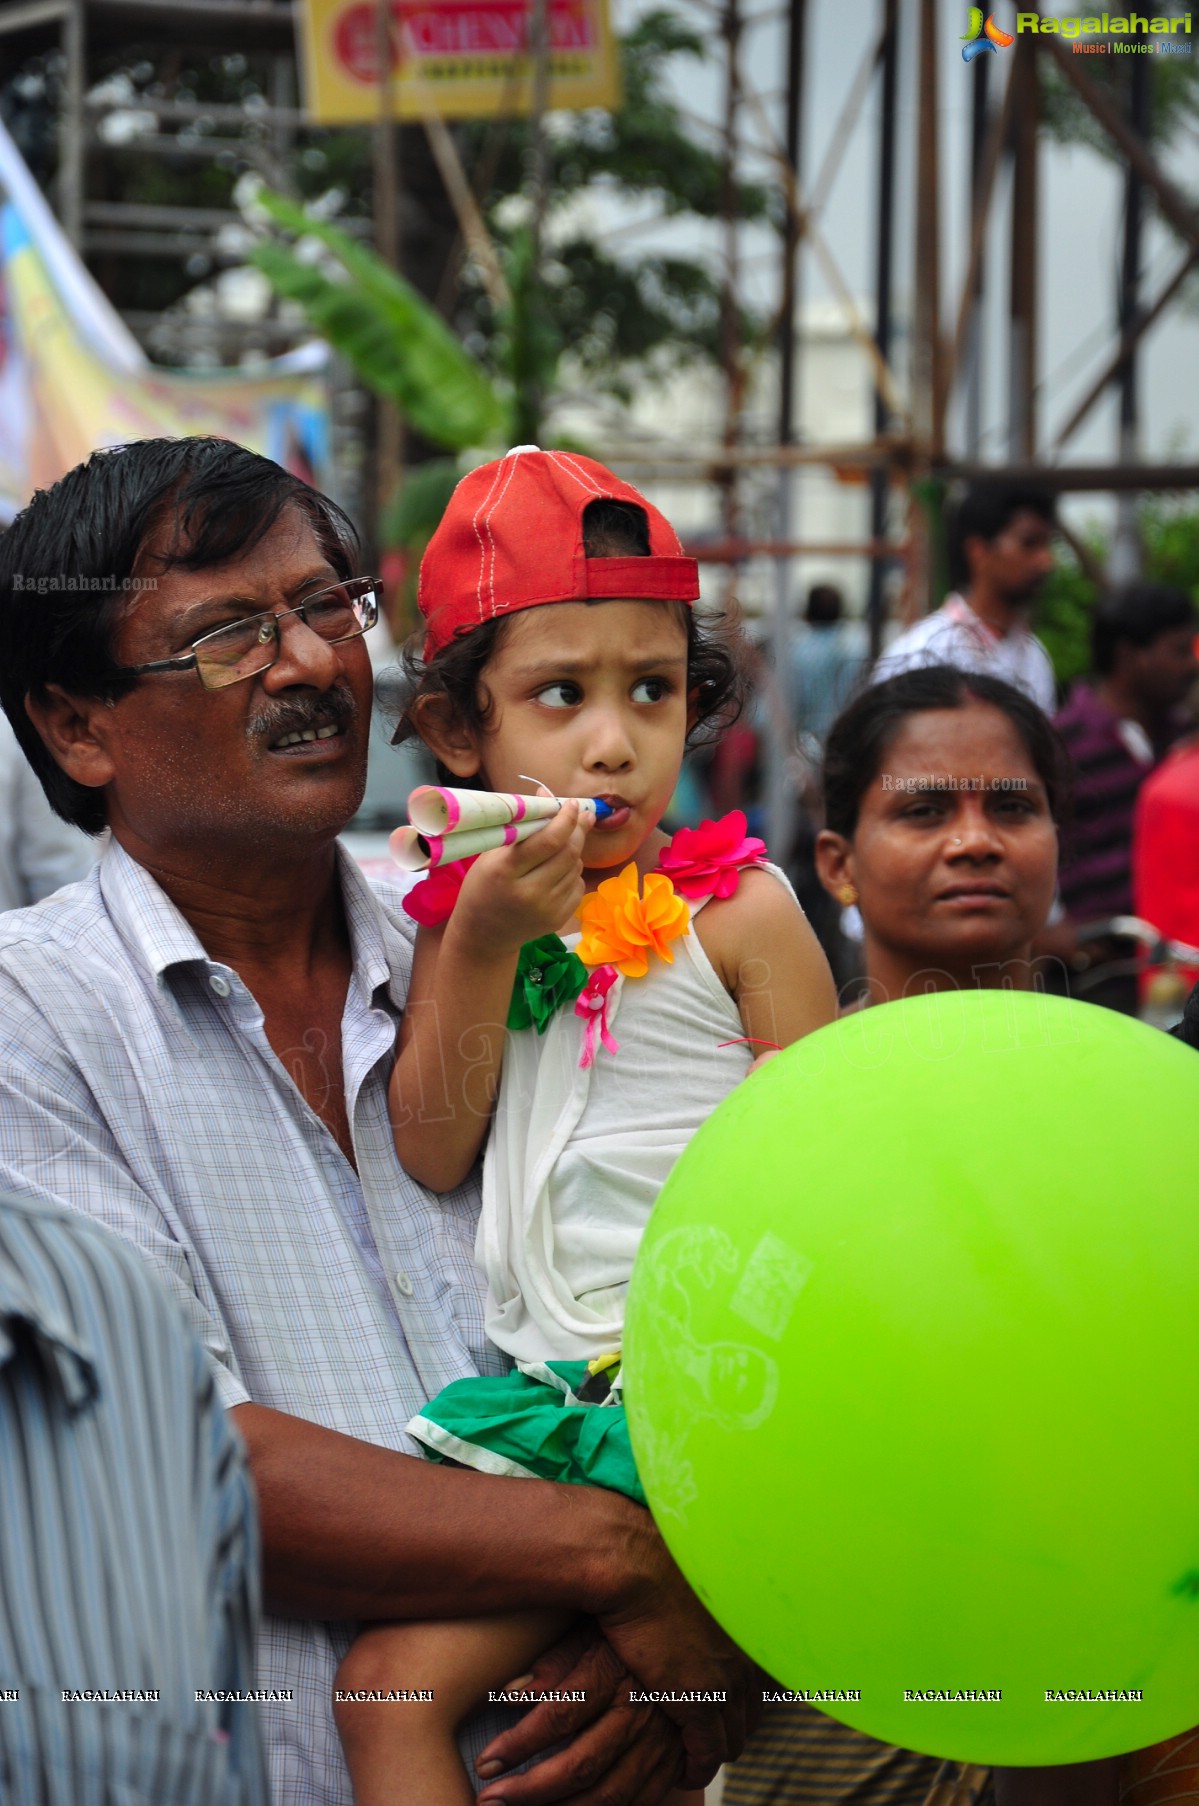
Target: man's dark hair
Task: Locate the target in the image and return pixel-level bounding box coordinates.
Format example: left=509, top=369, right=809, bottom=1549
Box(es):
left=0, top=437, right=358, bottom=833
left=1091, top=582, right=1198, bottom=677
left=805, top=584, right=843, bottom=627
left=393, top=494, right=745, bottom=776
left=947, top=482, right=1057, bottom=592
left=822, top=663, right=1068, bottom=839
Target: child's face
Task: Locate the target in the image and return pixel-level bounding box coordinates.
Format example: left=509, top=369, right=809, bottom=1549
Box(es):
left=459, top=599, right=692, bottom=870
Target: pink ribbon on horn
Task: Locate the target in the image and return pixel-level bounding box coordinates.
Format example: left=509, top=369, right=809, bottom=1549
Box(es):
left=575, top=965, right=620, bottom=1068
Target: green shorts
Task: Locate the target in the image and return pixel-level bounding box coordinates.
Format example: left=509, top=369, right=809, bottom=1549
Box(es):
left=406, top=1358, right=645, bottom=1505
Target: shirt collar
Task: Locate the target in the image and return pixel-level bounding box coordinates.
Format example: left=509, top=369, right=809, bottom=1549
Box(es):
left=98, top=835, right=214, bottom=982
left=96, top=832, right=405, bottom=1006
left=943, top=593, right=1023, bottom=646
left=335, top=841, right=407, bottom=1008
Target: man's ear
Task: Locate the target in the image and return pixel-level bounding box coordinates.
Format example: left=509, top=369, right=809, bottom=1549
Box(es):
left=23, top=687, right=117, bottom=792
left=410, top=694, right=483, bottom=779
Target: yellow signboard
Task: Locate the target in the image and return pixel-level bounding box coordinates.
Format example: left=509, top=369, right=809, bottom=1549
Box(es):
left=298, top=0, right=621, bottom=123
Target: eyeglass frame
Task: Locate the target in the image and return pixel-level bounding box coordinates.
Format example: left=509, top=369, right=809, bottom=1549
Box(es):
left=113, top=575, right=382, bottom=691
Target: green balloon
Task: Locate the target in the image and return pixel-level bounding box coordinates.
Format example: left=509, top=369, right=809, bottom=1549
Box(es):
left=624, top=991, right=1199, bottom=1766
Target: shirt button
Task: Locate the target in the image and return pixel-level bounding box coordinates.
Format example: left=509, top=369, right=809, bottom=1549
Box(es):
left=394, top=1270, right=414, bottom=1297
left=209, top=974, right=231, bottom=997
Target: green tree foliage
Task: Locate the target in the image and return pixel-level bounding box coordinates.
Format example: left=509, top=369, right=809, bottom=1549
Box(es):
left=1034, top=500, right=1199, bottom=690
left=1039, top=8, right=1199, bottom=165
left=450, top=9, right=771, bottom=399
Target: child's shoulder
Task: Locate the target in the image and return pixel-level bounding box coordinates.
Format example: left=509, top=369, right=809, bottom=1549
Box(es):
left=693, top=859, right=802, bottom=940
left=684, top=857, right=805, bottom=995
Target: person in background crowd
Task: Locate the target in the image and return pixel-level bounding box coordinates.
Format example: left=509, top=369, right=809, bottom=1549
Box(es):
left=1135, top=733, right=1199, bottom=954
left=816, top=665, right=1063, bottom=1011
left=0, top=709, right=94, bottom=910
left=872, top=484, right=1057, bottom=714
left=1055, top=583, right=1197, bottom=1013
left=0, top=1188, right=268, bottom=1805
left=789, top=583, right=867, bottom=748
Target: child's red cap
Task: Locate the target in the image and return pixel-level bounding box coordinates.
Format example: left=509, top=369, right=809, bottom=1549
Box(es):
left=417, top=445, right=700, bottom=661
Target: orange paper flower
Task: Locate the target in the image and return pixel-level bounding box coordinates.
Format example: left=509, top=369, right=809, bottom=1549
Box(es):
left=575, top=864, right=690, bottom=978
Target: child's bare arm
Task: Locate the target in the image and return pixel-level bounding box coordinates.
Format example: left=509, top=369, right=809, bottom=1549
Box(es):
left=697, top=869, right=838, bottom=1058
left=390, top=802, right=586, bottom=1191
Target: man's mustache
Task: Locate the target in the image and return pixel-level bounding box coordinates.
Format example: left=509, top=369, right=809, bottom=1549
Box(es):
left=248, top=684, right=358, bottom=746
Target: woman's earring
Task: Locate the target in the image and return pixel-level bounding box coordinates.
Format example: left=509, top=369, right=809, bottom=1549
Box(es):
left=838, top=883, right=858, bottom=907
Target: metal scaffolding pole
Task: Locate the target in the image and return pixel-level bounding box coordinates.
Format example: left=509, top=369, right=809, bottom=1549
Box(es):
left=717, top=0, right=745, bottom=569
left=373, top=0, right=403, bottom=542
left=765, top=0, right=808, bottom=863
left=963, top=49, right=990, bottom=458
left=59, top=0, right=85, bottom=249
left=1111, top=56, right=1151, bottom=585
left=910, top=0, right=942, bottom=616
left=866, top=0, right=898, bottom=661
left=1008, top=36, right=1039, bottom=460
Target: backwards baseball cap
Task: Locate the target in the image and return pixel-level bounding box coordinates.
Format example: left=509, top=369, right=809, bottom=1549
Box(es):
left=417, top=445, right=700, bottom=661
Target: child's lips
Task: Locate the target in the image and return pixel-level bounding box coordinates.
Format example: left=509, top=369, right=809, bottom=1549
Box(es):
left=592, top=796, right=632, bottom=831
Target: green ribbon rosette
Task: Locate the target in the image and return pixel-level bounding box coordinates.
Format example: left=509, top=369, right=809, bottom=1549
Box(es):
left=507, top=934, right=589, bottom=1033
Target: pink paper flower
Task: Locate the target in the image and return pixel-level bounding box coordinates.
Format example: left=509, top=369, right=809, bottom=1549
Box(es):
left=656, top=811, right=768, bottom=900
left=575, top=965, right=620, bottom=1068
left=401, top=857, right=476, bottom=928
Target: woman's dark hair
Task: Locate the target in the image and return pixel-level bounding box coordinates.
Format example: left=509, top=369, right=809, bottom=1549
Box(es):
left=0, top=437, right=358, bottom=834
left=821, top=664, right=1068, bottom=839
left=393, top=497, right=745, bottom=775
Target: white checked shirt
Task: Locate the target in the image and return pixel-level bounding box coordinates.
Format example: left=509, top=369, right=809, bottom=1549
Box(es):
left=0, top=836, right=508, bottom=1806
left=872, top=594, right=1057, bottom=714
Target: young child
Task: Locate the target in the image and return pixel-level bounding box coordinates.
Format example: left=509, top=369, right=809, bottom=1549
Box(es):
left=333, top=447, right=838, bottom=1805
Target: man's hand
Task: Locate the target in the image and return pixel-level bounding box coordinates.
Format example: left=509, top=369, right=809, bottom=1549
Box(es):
left=474, top=1511, right=759, bottom=1803
left=475, top=1622, right=686, bottom=1806
left=594, top=1543, right=752, bottom=1788
left=453, top=801, right=587, bottom=959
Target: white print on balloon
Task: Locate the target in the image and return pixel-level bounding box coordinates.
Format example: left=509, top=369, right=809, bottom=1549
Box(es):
left=729, top=1233, right=813, bottom=1343
left=631, top=1225, right=782, bottom=1522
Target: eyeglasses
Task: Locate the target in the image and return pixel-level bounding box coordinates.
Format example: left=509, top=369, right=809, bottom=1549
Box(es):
left=116, top=576, right=382, bottom=691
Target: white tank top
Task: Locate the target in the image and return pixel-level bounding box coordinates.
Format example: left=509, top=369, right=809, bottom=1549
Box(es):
left=477, top=863, right=797, bottom=1363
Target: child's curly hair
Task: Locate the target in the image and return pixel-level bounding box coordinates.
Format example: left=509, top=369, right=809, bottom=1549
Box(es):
left=391, top=499, right=746, bottom=775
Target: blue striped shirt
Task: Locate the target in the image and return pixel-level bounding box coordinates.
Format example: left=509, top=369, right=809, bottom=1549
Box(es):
left=0, top=1188, right=267, bottom=1805
left=0, top=836, right=508, bottom=1805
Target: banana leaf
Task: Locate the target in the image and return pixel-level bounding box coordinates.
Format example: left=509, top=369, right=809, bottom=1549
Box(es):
left=247, top=189, right=508, bottom=452
left=379, top=455, right=466, bottom=552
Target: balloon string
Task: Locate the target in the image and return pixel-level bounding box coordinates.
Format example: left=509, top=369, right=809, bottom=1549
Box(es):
left=717, top=1038, right=781, bottom=1051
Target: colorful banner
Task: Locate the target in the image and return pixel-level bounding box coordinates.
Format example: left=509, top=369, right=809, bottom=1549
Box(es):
left=297, top=0, right=620, bottom=123
left=0, top=117, right=330, bottom=525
